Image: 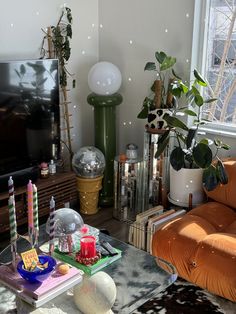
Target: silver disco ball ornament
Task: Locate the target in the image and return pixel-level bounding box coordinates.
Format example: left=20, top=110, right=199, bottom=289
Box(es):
left=72, top=146, right=106, bottom=178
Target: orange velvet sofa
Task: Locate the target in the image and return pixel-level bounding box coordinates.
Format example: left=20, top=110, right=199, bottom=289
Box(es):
left=152, top=159, right=236, bottom=302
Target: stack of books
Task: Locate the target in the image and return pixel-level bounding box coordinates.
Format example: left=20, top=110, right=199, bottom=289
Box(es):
left=129, top=205, right=186, bottom=253
left=0, top=263, right=83, bottom=307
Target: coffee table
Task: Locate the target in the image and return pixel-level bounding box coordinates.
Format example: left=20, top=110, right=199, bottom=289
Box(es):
left=0, top=225, right=177, bottom=314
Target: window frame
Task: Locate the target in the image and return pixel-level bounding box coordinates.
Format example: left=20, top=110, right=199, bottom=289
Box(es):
left=190, top=0, right=236, bottom=137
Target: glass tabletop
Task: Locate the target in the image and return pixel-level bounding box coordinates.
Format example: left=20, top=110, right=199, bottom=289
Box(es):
left=99, top=233, right=177, bottom=314
left=0, top=225, right=177, bottom=314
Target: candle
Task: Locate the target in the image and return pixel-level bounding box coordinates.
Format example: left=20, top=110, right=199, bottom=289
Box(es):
left=80, top=236, right=96, bottom=258
left=8, top=195, right=17, bottom=243
left=8, top=176, right=14, bottom=197
left=8, top=195, right=17, bottom=269
left=33, top=184, right=39, bottom=231
left=33, top=184, right=39, bottom=247
left=27, top=180, right=34, bottom=229
left=49, top=196, right=55, bottom=255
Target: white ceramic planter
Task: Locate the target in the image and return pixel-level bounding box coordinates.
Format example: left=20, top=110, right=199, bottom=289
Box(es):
left=169, top=166, right=206, bottom=207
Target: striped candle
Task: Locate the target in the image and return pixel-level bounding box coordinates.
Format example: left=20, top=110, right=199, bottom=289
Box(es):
left=27, top=180, right=34, bottom=229
left=33, top=184, right=39, bottom=231
left=8, top=195, right=17, bottom=243
left=8, top=176, right=14, bottom=197
left=49, top=196, right=55, bottom=254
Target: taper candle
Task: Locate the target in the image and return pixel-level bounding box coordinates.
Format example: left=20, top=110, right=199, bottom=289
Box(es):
left=8, top=176, right=14, bottom=197
left=33, top=184, right=39, bottom=231
left=8, top=195, right=17, bottom=243
left=8, top=195, right=17, bottom=269
left=27, top=180, right=34, bottom=229
left=49, top=196, right=55, bottom=255
left=33, top=184, right=39, bottom=247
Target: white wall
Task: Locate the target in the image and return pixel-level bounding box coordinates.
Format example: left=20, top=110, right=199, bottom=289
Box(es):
left=0, top=0, right=99, bottom=155
left=4, top=1, right=234, bottom=161
left=99, top=0, right=195, bottom=156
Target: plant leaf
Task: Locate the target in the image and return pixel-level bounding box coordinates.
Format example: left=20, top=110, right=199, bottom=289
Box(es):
left=203, top=165, right=218, bottom=191
left=163, top=113, right=188, bottom=131
left=184, top=109, right=197, bottom=116
left=137, top=106, right=149, bottom=119
left=144, top=62, right=156, bottom=71
left=193, top=143, right=212, bottom=168
left=154, top=131, right=170, bottom=158
left=186, top=129, right=196, bottom=149
left=155, top=51, right=167, bottom=64
left=170, top=147, right=185, bottom=171
left=193, top=69, right=207, bottom=86
left=204, top=98, right=217, bottom=103
left=160, top=56, right=176, bottom=71
left=216, top=160, right=228, bottom=185
left=172, top=69, right=181, bottom=80
left=194, top=94, right=204, bottom=107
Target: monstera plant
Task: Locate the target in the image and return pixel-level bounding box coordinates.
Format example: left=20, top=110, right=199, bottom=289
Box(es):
left=155, top=69, right=230, bottom=192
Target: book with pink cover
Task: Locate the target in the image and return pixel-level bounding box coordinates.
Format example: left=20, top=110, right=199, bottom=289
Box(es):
left=0, top=262, right=83, bottom=307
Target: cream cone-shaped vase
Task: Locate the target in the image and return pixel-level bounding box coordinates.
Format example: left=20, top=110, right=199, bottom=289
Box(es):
left=169, top=166, right=206, bottom=207
left=76, top=175, right=103, bottom=215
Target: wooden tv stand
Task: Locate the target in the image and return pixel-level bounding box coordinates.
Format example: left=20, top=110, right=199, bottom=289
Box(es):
left=0, top=171, right=77, bottom=233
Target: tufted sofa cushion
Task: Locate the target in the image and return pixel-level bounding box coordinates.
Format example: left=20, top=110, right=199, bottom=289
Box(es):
left=152, top=201, right=236, bottom=301
left=205, top=159, right=236, bottom=209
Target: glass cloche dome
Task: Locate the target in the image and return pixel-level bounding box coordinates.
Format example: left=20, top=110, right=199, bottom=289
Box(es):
left=72, top=146, right=105, bottom=178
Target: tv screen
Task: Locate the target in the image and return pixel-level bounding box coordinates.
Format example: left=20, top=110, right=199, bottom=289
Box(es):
left=0, top=59, right=60, bottom=177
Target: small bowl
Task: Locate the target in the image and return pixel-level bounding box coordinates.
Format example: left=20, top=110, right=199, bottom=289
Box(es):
left=17, top=255, right=57, bottom=284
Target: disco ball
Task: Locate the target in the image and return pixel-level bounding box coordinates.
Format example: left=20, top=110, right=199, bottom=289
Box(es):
left=72, top=146, right=106, bottom=178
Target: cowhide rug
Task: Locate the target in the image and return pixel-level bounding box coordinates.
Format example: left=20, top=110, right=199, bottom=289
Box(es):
left=133, top=278, right=236, bottom=314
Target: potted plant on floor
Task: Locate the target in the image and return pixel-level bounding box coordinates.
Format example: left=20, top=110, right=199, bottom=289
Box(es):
left=155, top=69, right=230, bottom=206
left=137, top=51, right=185, bottom=130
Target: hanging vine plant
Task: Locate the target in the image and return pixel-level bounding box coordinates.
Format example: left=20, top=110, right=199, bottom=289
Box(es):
left=40, top=7, right=75, bottom=168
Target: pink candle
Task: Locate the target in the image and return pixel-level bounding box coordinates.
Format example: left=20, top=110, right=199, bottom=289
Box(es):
left=27, top=180, right=34, bottom=229
left=80, top=236, right=96, bottom=258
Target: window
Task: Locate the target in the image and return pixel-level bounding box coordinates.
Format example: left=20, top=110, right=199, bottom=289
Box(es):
left=191, top=0, right=236, bottom=132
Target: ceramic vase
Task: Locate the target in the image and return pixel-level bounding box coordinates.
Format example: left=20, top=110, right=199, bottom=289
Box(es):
left=169, top=166, right=206, bottom=207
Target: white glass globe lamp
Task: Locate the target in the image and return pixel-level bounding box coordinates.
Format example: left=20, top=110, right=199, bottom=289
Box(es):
left=88, top=61, right=122, bottom=95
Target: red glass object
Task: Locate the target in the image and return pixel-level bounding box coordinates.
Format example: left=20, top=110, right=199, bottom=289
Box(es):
left=80, top=236, right=96, bottom=258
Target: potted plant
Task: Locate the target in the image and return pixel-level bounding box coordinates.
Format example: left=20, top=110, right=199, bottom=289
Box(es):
left=155, top=69, right=230, bottom=206
left=137, top=51, right=181, bottom=130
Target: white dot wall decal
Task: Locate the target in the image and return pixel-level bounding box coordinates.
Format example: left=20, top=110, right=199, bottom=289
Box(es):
left=186, top=13, right=190, bottom=18
left=129, top=121, right=132, bottom=125
left=73, top=105, right=77, bottom=109
left=123, top=122, right=126, bottom=126
left=99, top=24, right=103, bottom=28
left=92, top=23, right=95, bottom=27
left=88, top=36, right=91, bottom=40
left=36, top=11, right=40, bottom=16
left=186, top=59, right=189, bottom=63
left=129, top=40, right=133, bottom=44
left=10, top=23, right=14, bottom=27
left=165, top=29, right=168, bottom=33
left=82, top=50, right=85, bottom=55
left=128, top=77, right=132, bottom=81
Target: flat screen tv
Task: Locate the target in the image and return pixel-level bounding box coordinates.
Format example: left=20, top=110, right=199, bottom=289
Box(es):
left=0, top=59, right=60, bottom=188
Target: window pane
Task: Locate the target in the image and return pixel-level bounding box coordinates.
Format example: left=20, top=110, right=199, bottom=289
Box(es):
left=202, top=0, right=236, bottom=126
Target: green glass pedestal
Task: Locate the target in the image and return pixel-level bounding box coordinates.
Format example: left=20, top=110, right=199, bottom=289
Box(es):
left=87, top=93, right=123, bottom=207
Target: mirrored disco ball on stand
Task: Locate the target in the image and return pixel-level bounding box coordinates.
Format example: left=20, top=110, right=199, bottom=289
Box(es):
left=72, top=146, right=105, bottom=215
